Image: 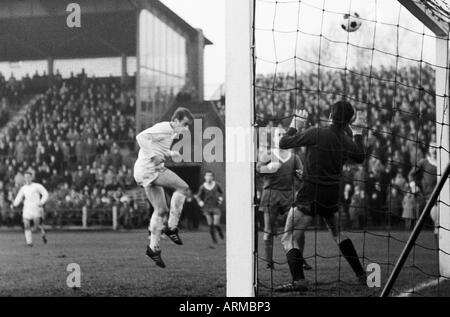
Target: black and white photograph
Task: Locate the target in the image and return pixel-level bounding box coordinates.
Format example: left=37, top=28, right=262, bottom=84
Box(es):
left=0, top=0, right=449, bottom=302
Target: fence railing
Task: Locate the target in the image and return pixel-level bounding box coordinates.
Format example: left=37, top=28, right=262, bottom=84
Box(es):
left=0, top=205, right=150, bottom=230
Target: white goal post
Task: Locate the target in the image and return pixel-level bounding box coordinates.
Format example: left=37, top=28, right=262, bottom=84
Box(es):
left=400, top=0, right=450, bottom=280
left=435, top=36, right=450, bottom=279
left=225, top=0, right=255, bottom=297
left=225, top=0, right=450, bottom=296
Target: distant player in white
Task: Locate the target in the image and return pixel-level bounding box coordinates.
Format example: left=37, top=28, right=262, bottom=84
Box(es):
left=134, top=107, right=193, bottom=268
left=13, top=171, right=49, bottom=246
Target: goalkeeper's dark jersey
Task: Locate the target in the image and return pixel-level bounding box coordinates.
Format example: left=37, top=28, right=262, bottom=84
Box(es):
left=279, top=124, right=365, bottom=186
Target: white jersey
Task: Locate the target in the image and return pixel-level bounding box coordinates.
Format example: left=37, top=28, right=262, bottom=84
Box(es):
left=134, top=122, right=176, bottom=187
left=13, top=182, right=49, bottom=219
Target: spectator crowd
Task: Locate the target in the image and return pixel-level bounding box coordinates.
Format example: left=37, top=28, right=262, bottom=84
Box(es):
left=0, top=70, right=147, bottom=228
left=0, top=64, right=439, bottom=230
left=253, top=65, right=438, bottom=229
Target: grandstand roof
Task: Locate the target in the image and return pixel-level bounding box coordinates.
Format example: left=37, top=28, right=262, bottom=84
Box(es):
left=0, top=0, right=212, bottom=62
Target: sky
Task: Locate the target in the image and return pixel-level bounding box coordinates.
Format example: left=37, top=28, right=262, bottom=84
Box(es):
left=254, top=0, right=438, bottom=74
left=162, top=0, right=438, bottom=94
left=160, top=0, right=226, bottom=99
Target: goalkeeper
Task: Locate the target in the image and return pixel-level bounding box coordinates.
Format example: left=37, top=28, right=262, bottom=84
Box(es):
left=276, top=100, right=367, bottom=292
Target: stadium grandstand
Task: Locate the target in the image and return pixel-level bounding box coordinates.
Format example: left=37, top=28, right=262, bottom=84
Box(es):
left=0, top=0, right=225, bottom=230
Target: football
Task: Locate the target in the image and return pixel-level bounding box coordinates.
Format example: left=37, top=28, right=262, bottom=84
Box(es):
left=341, top=12, right=362, bottom=32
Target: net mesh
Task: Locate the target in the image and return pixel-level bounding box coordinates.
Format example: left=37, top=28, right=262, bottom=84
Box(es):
left=253, top=0, right=450, bottom=297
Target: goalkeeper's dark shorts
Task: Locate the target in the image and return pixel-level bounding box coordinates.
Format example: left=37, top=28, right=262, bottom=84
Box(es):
left=294, top=182, right=340, bottom=219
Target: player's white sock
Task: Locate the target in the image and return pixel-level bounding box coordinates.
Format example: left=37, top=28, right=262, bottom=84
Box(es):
left=168, top=191, right=186, bottom=230
left=24, top=230, right=32, bottom=245
left=149, top=213, right=164, bottom=251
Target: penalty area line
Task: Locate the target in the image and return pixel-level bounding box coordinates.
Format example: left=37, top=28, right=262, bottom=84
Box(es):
left=396, top=277, right=449, bottom=297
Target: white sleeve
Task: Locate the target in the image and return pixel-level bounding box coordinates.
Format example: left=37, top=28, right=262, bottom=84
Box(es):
left=13, top=187, right=24, bottom=207
left=256, top=151, right=281, bottom=174
left=38, top=184, right=49, bottom=205
left=135, top=125, right=166, bottom=158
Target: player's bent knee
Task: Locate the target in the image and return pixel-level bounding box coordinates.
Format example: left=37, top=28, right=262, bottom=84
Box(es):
left=173, top=182, right=189, bottom=196
left=155, top=207, right=169, bottom=216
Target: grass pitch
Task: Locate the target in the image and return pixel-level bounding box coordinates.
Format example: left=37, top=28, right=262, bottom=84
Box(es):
left=0, top=229, right=225, bottom=297
left=257, top=229, right=449, bottom=297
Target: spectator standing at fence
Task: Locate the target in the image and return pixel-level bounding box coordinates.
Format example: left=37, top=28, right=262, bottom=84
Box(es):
left=349, top=185, right=365, bottom=229
left=402, top=182, right=422, bottom=230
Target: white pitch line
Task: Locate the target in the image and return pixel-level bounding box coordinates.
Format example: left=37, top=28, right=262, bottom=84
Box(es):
left=396, top=277, right=449, bottom=297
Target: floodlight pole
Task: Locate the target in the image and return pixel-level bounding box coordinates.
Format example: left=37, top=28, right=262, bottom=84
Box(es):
left=225, top=0, right=256, bottom=297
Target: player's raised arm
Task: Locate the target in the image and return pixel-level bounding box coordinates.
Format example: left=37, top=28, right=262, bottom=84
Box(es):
left=279, top=110, right=316, bottom=149
left=345, top=110, right=366, bottom=164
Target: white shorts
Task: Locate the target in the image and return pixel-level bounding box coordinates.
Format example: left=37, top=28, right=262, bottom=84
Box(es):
left=134, top=162, right=166, bottom=188
left=23, top=207, right=44, bottom=221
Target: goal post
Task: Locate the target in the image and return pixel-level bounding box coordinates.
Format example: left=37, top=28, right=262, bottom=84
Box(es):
left=400, top=0, right=450, bottom=281
left=435, top=36, right=450, bottom=279
left=225, top=0, right=256, bottom=297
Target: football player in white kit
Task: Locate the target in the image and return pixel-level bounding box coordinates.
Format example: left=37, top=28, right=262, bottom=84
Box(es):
left=134, top=107, right=193, bottom=268
left=13, top=171, right=49, bottom=246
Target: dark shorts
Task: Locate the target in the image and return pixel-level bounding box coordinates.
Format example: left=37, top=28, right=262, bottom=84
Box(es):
left=202, top=208, right=222, bottom=217
left=295, top=182, right=340, bottom=219
left=259, top=188, right=295, bottom=215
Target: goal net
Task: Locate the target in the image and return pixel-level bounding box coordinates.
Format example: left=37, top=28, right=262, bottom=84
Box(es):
left=250, top=0, right=450, bottom=297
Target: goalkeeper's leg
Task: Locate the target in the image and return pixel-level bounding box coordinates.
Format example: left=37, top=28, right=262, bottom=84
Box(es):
left=323, top=215, right=366, bottom=284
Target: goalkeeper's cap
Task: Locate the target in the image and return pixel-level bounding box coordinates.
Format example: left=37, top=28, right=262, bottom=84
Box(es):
left=330, top=100, right=354, bottom=126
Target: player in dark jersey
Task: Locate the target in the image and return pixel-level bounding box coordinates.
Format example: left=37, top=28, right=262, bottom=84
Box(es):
left=257, top=127, right=312, bottom=270
left=197, top=171, right=224, bottom=246
left=275, top=101, right=367, bottom=292
left=408, top=141, right=438, bottom=246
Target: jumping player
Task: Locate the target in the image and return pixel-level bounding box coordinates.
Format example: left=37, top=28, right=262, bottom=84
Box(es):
left=256, top=127, right=311, bottom=270
left=134, top=107, right=194, bottom=268
left=13, top=171, right=49, bottom=246
left=276, top=101, right=367, bottom=292
left=197, top=171, right=224, bottom=246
